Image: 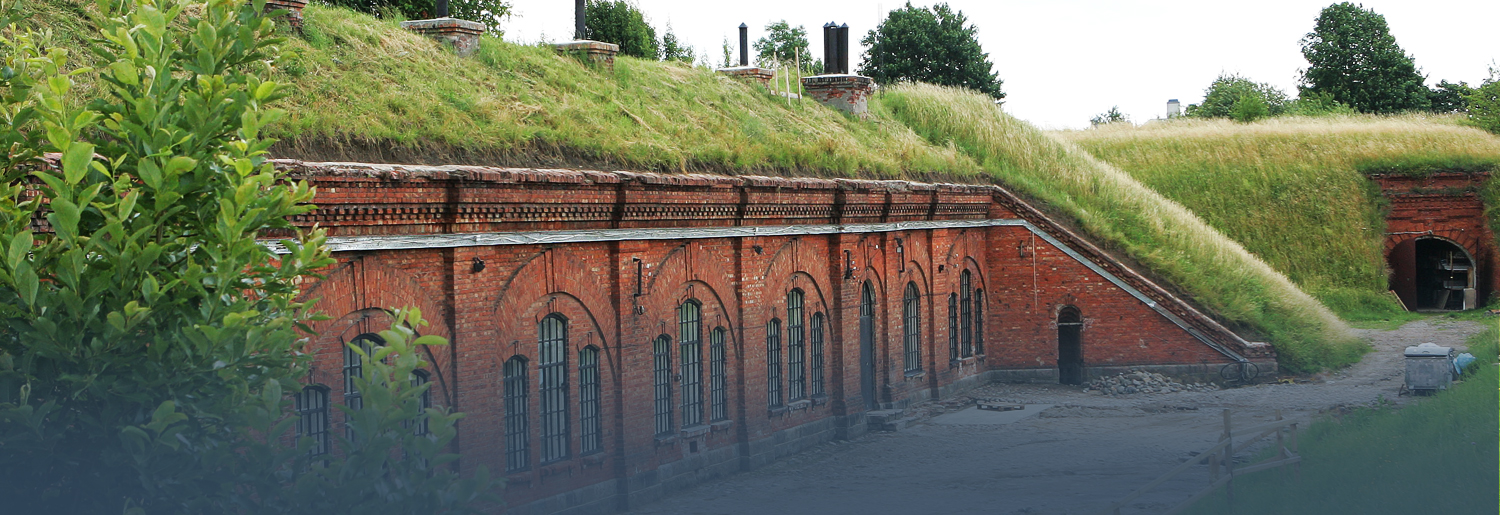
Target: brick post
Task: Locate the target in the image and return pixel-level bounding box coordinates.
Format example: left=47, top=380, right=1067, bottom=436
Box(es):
left=264, top=0, right=308, bottom=31
left=715, top=66, right=776, bottom=88
left=553, top=40, right=621, bottom=71
left=801, top=75, right=875, bottom=118
left=400, top=18, right=486, bottom=57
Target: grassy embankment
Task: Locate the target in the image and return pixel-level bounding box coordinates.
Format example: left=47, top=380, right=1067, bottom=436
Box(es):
left=1061, top=119, right=1500, bottom=324
left=879, top=84, right=1364, bottom=372
left=29, top=1, right=1365, bottom=371
left=1182, top=321, right=1499, bottom=514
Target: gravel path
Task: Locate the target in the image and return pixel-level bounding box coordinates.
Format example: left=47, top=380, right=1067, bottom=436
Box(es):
left=626, top=319, right=1487, bottom=515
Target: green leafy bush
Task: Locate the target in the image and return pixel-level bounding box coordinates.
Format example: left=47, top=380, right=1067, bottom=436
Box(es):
left=0, top=0, right=495, bottom=511
left=1187, top=73, right=1288, bottom=119
left=322, top=0, right=511, bottom=30
left=1468, top=65, right=1500, bottom=135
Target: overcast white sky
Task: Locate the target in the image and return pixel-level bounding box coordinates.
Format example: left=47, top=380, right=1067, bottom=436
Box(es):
left=500, top=1, right=1498, bottom=129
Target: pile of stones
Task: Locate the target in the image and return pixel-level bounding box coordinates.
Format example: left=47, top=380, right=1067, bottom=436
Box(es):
left=1084, top=370, right=1219, bottom=396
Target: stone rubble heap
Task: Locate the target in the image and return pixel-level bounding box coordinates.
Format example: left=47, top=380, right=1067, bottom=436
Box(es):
left=1085, top=370, right=1219, bottom=396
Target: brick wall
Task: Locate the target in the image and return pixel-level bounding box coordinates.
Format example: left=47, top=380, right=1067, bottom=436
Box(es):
left=277, top=160, right=1265, bottom=513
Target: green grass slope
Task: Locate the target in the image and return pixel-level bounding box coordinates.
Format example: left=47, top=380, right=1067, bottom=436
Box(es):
left=25, top=0, right=1367, bottom=371
left=1059, top=118, right=1500, bottom=322
left=878, top=84, right=1364, bottom=372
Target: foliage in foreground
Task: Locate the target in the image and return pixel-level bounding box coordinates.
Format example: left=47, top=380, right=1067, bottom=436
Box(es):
left=1182, top=321, right=1498, bottom=515
left=1469, top=66, right=1500, bottom=135
left=583, top=0, right=657, bottom=60
left=880, top=83, right=1365, bottom=373
left=1062, top=116, right=1500, bottom=323
left=0, top=0, right=493, bottom=511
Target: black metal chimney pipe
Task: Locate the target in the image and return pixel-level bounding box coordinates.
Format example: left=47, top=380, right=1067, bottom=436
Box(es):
left=575, top=0, right=585, bottom=40
left=739, top=23, right=749, bottom=66
left=837, top=23, right=849, bottom=74
left=823, top=22, right=835, bottom=74
left=436, top=0, right=448, bottom=18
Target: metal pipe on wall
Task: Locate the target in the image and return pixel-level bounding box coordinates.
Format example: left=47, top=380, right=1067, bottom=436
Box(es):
left=739, top=23, right=749, bottom=66
left=575, top=0, right=585, bottom=40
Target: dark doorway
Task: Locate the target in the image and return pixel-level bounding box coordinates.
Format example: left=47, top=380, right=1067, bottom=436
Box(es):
left=1057, top=307, right=1084, bottom=385
left=859, top=281, right=878, bottom=410
left=1390, top=238, right=1475, bottom=311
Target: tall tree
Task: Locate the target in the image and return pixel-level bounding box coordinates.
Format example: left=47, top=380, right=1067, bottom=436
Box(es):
left=859, top=2, right=1004, bottom=101
left=584, top=0, right=657, bottom=60
left=1427, top=80, right=1472, bottom=114
left=661, top=23, right=694, bottom=63
left=753, top=20, right=820, bottom=75
left=1299, top=2, right=1428, bottom=114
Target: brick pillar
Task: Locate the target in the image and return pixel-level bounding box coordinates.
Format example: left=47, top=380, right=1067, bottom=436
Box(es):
left=715, top=66, right=776, bottom=88
left=553, top=40, right=621, bottom=71
left=264, top=0, right=308, bottom=31
left=801, top=75, right=875, bottom=118
left=400, top=18, right=486, bottom=57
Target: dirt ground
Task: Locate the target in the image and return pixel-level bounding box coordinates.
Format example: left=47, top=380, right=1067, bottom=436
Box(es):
left=625, top=319, right=1487, bottom=515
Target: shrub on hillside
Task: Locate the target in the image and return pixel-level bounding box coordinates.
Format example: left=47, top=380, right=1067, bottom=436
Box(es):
left=584, top=0, right=657, bottom=60
left=1186, top=74, right=1288, bottom=120
left=1300, top=2, right=1429, bottom=114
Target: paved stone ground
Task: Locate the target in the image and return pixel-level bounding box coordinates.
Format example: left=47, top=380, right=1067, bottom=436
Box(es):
left=625, top=319, right=1487, bottom=515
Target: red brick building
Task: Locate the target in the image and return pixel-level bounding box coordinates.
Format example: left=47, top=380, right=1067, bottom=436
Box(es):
left=274, top=160, right=1271, bottom=514
left=1372, top=172, right=1498, bottom=311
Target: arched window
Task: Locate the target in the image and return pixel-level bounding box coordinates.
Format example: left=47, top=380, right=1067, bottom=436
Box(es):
left=960, top=270, right=973, bottom=358
left=679, top=301, right=704, bottom=427
left=344, top=333, right=382, bottom=441
left=410, top=370, right=431, bottom=437
left=810, top=313, right=826, bottom=397
left=652, top=335, right=673, bottom=435
left=503, top=356, right=530, bottom=472
left=343, top=334, right=383, bottom=411
left=787, top=290, right=806, bottom=401
left=974, top=289, right=985, bottom=356
left=295, top=385, right=330, bottom=456
left=903, top=282, right=922, bottom=374
left=710, top=327, right=729, bottom=421
left=948, top=294, right=958, bottom=361
left=579, top=346, right=602, bottom=454
left=538, top=315, right=569, bottom=463
left=766, top=319, right=783, bottom=408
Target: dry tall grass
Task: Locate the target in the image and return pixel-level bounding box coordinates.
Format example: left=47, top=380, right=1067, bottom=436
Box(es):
left=879, top=83, right=1364, bottom=372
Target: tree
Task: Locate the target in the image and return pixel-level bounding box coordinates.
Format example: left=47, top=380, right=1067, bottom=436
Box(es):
left=753, top=20, right=820, bottom=75
left=859, top=2, right=1004, bottom=101
left=1187, top=73, right=1289, bottom=120
left=1090, top=106, right=1128, bottom=127
left=1299, top=2, right=1429, bottom=113
left=1468, top=65, right=1500, bottom=134
left=660, top=23, right=693, bottom=64
left=0, top=0, right=494, bottom=511
left=583, top=0, right=657, bottom=60
left=1427, top=80, right=1473, bottom=114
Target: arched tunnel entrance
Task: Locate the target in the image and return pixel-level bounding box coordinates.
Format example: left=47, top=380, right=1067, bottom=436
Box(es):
left=1389, top=237, right=1477, bottom=311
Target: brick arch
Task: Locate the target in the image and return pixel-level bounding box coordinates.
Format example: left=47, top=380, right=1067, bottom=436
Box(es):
left=641, top=240, right=740, bottom=332
left=1384, top=229, right=1486, bottom=257
left=298, top=255, right=454, bottom=406
left=491, top=248, right=619, bottom=352
left=894, top=232, right=933, bottom=292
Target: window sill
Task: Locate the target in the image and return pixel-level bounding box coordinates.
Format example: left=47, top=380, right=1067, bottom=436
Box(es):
left=710, top=419, right=734, bottom=431
left=680, top=424, right=711, bottom=438
left=904, top=370, right=926, bottom=379
left=654, top=434, right=677, bottom=446
left=787, top=399, right=812, bottom=411
left=810, top=394, right=829, bottom=406
left=539, top=461, right=574, bottom=477
left=767, top=406, right=789, bottom=417
left=581, top=452, right=607, bottom=467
